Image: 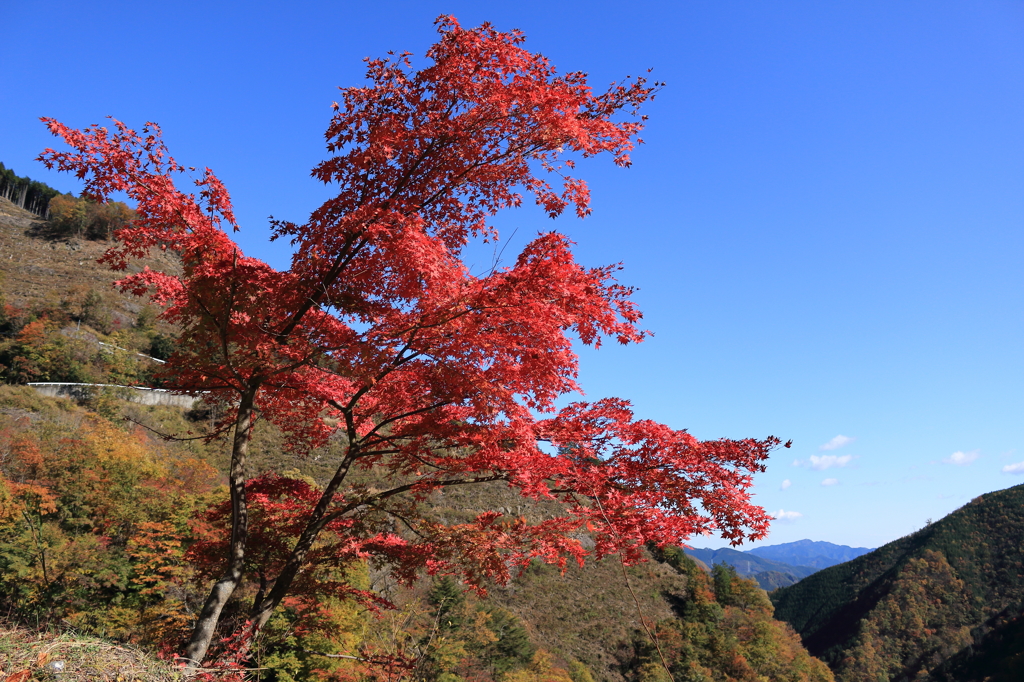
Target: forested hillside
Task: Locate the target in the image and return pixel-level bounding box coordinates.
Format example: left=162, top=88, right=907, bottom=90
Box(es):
left=772, top=484, right=1024, bottom=681
left=0, top=162, right=61, bottom=217
left=0, top=187, right=837, bottom=681
left=0, top=196, right=176, bottom=389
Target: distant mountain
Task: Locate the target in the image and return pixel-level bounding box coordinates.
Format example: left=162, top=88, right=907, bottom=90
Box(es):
left=684, top=540, right=872, bottom=591
left=748, top=539, right=873, bottom=570
left=684, top=546, right=816, bottom=590
left=771, top=483, right=1024, bottom=682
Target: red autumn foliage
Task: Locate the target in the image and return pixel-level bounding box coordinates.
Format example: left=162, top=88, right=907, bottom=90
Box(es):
left=38, top=16, right=778, bottom=666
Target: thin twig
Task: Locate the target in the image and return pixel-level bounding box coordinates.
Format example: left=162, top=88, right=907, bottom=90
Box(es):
left=591, top=492, right=674, bottom=681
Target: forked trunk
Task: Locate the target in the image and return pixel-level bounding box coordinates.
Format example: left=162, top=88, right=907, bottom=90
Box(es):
left=183, top=389, right=257, bottom=669
left=246, top=451, right=359, bottom=640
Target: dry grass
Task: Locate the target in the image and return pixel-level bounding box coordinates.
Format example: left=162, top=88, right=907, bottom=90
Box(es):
left=0, top=625, right=181, bottom=682
left=0, top=196, right=180, bottom=322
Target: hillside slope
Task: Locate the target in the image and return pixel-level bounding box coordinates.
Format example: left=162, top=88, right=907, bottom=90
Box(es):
left=771, top=483, right=1024, bottom=681
left=0, top=197, right=179, bottom=321
left=0, top=192, right=836, bottom=682
left=929, top=600, right=1024, bottom=682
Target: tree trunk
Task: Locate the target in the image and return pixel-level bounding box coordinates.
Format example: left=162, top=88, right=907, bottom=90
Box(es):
left=182, top=388, right=258, bottom=668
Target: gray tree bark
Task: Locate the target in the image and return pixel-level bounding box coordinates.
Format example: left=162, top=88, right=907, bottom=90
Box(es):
left=182, top=388, right=257, bottom=669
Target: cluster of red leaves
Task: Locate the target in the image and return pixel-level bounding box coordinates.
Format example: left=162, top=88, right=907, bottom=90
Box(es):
left=38, top=15, right=777, bottom=658
left=186, top=473, right=387, bottom=610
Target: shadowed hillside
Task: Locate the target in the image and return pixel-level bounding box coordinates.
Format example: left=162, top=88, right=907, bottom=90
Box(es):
left=772, top=484, right=1024, bottom=682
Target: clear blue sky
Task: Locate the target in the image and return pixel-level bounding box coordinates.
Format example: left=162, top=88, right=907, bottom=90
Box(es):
left=2, top=1, right=1022, bottom=550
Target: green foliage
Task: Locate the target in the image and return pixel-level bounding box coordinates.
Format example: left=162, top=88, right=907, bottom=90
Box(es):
left=0, top=396, right=218, bottom=643
left=712, top=562, right=736, bottom=606
left=0, top=161, right=61, bottom=216
left=149, top=333, right=176, bottom=361
left=566, top=660, right=595, bottom=682
left=623, top=548, right=834, bottom=682
left=483, top=606, right=536, bottom=673
left=429, top=576, right=467, bottom=627
left=830, top=550, right=973, bottom=682
left=929, top=601, right=1024, bottom=682
left=255, top=564, right=371, bottom=682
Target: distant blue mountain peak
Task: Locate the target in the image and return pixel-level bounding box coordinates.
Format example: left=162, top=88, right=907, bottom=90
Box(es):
left=682, top=539, right=875, bottom=590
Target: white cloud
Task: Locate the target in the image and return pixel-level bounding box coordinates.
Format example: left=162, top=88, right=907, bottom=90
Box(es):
left=943, top=450, right=980, bottom=466
left=812, top=454, right=853, bottom=470
left=820, top=435, right=855, bottom=451
left=780, top=479, right=792, bottom=490
left=821, top=478, right=839, bottom=486
left=1002, top=461, right=1024, bottom=475
left=772, top=509, right=803, bottom=521
left=793, top=454, right=854, bottom=470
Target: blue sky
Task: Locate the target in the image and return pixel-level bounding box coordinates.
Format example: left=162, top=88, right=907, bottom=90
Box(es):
left=2, top=1, right=1022, bottom=550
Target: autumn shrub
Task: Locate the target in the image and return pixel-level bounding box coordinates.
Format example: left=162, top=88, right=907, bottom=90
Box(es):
left=0, top=403, right=217, bottom=644
left=47, top=193, right=135, bottom=240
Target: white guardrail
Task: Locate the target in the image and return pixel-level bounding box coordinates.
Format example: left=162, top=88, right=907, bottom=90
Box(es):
left=27, top=382, right=198, bottom=408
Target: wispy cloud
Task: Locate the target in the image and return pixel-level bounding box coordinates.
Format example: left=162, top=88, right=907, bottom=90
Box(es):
left=793, top=454, right=854, bottom=470
left=772, top=509, right=802, bottom=521
left=780, top=479, right=792, bottom=490
left=820, top=435, right=855, bottom=451
left=943, top=450, right=979, bottom=466
left=1002, top=461, right=1024, bottom=475
left=821, top=478, right=839, bottom=486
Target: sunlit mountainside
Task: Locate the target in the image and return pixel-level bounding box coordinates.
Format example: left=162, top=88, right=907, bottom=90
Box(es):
left=3, top=171, right=1022, bottom=681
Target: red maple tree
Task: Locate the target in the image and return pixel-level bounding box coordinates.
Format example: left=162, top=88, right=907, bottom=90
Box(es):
left=39, top=17, right=779, bottom=668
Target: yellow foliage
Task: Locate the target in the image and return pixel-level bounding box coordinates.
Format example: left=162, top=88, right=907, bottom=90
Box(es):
left=503, top=650, right=573, bottom=682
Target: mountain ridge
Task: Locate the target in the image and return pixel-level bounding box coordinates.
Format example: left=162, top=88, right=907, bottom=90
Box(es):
left=684, top=539, right=873, bottom=590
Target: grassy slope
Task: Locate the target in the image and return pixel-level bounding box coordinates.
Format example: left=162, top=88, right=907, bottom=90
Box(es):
left=0, top=197, right=180, bottom=325
left=0, top=622, right=181, bottom=680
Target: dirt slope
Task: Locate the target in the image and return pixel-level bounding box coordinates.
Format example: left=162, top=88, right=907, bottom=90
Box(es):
left=0, top=196, right=180, bottom=323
